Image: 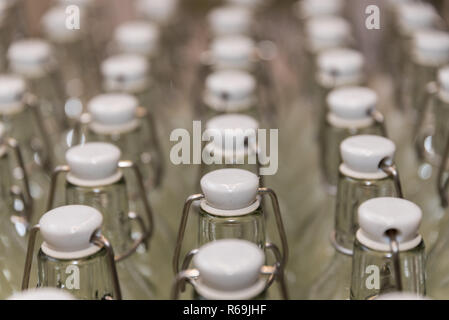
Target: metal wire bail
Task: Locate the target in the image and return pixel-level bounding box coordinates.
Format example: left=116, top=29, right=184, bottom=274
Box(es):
left=379, top=157, right=404, bottom=199
left=437, top=132, right=449, bottom=208
left=386, top=229, right=403, bottom=292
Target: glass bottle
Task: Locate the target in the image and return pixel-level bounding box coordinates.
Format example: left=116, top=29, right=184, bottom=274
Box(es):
left=0, top=74, right=52, bottom=222
left=173, top=168, right=288, bottom=299
left=196, top=35, right=277, bottom=127
left=292, top=0, right=345, bottom=24
left=199, top=113, right=262, bottom=186
left=41, top=5, right=101, bottom=104
left=408, top=66, right=449, bottom=248
left=314, top=48, right=365, bottom=136
left=100, top=54, right=162, bottom=124
left=7, top=38, right=68, bottom=137
left=390, top=2, right=440, bottom=109
left=46, top=142, right=168, bottom=299
left=301, top=16, right=352, bottom=100
left=207, top=5, right=253, bottom=38
left=0, top=122, right=34, bottom=299
left=350, top=197, right=426, bottom=300
left=197, top=69, right=260, bottom=124
left=404, top=30, right=449, bottom=114
left=21, top=205, right=122, bottom=300
left=172, top=239, right=287, bottom=300
left=320, top=86, right=385, bottom=194
left=299, top=135, right=402, bottom=300
left=66, top=93, right=163, bottom=191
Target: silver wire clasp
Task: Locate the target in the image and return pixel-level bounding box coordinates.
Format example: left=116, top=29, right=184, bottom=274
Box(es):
left=385, top=229, right=403, bottom=292
left=379, top=157, right=404, bottom=199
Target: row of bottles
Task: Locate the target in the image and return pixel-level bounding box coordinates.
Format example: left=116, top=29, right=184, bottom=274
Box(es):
left=0, top=0, right=449, bottom=300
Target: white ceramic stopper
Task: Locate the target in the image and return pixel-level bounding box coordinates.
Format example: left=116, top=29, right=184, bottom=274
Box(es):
left=42, top=5, right=83, bottom=43
left=136, top=0, right=178, bottom=25
left=296, top=0, right=344, bottom=19
left=39, top=205, right=103, bottom=259
left=327, top=86, right=377, bottom=119
left=193, top=239, right=264, bottom=299
left=8, top=38, right=54, bottom=77
left=305, top=16, right=351, bottom=52
left=208, top=6, right=252, bottom=36
left=397, top=2, right=438, bottom=36
left=101, top=54, right=148, bottom=82
left=210, top=35, right=255, bottom=70
left=317, top=48, right=364, bottom=81
left=65, top=142, right=122, bottom=187
left=88, top=93, right=138, bottom=126
left=413, top=30, right=449, bottom=65
left=200, top=168, right=259, bottom=212
left=205, top=69, right=256, bottom=111
left=0, top=74, right=26, bottom=114
left=357, top=197, right=422, bottom=251
left=375, top=292, right=429, bottom=300
left=340, top=135, right=396, bottom=178
left=8, top=288, right=76, bottom=300
left=114, top=20, right=160, bottom=57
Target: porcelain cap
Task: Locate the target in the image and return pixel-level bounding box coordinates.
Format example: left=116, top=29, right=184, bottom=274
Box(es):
left=200, top=168, right=259, bottom=211
left=206, top=70, right=255, bottom=102
left=358, top=197, right=422, bottom=246
left=101, top=54, right=149, bottom=82
left=208, top=6, right=252, bottom=36
left=39, top=205, right=103, bottom=257
left=397, top=2, right=438, bottom=35
left=115, top=20, right=160, bottom=56
left=194, top=239, right=264, bottom=292
left=340, top=135, right=395, bottom=174
left=136, top=0, right=178, bottom=25
left=88, top=93, right=138, bottom=126
left=296, top=0, right=344, bottom=19
left=317, top=48, right=364, bottom=77
left=413, top=30, right=449, bottom=64
left=210, top=35, right=255, bottom=69
left=327, top=86, right=377, bottom=119
left=305, top=16, right=351, bottom=52
left=66, top=142, right=121, bottom=183
left=8, top=38, right=53, bottom=67
left=42, top=5, right=84, bottom=43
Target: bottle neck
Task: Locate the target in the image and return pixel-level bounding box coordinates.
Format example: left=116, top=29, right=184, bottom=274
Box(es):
left=198, top=205, right=265, bottom=249
left=350, top=238, right=426, bottom=300
left=333, top=173, right=398, bottom=254
left=37, top=247, right=117, bottom=300
left=432, top=97, right=449, bottom=159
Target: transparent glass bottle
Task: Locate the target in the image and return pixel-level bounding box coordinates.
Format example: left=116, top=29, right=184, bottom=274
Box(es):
left=199, top=113, right=262, bottom=186
left=390, top=2, right=440, bottom=109
left=314, top=48, right=365, bottom=135
left=198, top=69, right=261, bottom=124
left=350, top=197, right=426, bottom=300
left=22, top=205, right=122, bottom=300
left=7, top=38, right=68, bottom=137
left=301, top=135, right=402, bottom=300
left=408, top=66, right=449, bottom=248
left=0, top=122, right=34, bottom=299
left=46, top=142, right=167, bottom=299
left=302, top=16, right=352, bottom=100
left=292, top=0, right=345, bottom=24
left=173, top=168, right=288, bottom=300
left=404, top=30, right=449, bottom=114
left=320, top=86, right=385, bottom=194
left=0, top=74, right=52, bottom=223
left=42, top=5, right=101, bottom=104
left=78, top=93, right=163, bottom=191
left=195, top=35, right=277, bottom=127
left=100, top=53, right=153, bottom=111
left=172, top=239, right=287, bottom=300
